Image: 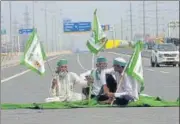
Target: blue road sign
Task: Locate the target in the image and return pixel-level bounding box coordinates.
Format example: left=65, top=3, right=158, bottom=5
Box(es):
left=63, top=22, right=91, bottom=32
left=19, top=29, right=33, bottom=34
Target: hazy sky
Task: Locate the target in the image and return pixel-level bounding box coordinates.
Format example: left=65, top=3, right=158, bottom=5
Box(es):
left=1, top=1, right=179, bottom=51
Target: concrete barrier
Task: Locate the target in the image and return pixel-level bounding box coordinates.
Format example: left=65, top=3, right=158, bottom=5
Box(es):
left=1, top=51, right=72, bottom=68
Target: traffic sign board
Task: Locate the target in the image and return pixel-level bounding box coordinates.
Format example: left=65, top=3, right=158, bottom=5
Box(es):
left=19, top=29, right=33, bottom=34
left=63, top=21, right=110, bottom=33
left=63, top=22, right=91, bottom=32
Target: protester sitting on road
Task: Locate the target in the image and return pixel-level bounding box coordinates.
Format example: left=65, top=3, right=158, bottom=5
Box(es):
left=80, top=56, right=117, bottom=102
left=45, top=59, right=88, bottom=102
left=102, top=57, right=139, bottom=105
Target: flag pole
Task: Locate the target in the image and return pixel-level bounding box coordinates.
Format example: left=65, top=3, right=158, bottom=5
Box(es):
left=88, top=53, right=95, bottom=104
left=39, top=40, right=55, bottom=77
left=46, top=60, right=55, bottom=77
left=110, top=63, right=128, bottom=105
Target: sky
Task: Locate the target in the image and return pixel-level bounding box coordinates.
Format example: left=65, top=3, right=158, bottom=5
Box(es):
left=1, top=1, right=179, bottom=52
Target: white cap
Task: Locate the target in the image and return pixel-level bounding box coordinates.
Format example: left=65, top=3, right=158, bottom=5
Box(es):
left=113, top=57, right=127, bottom=67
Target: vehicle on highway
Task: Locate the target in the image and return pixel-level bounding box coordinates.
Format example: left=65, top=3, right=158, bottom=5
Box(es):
left=164, top=37, right=180, bottom=47
left=145, top=41, right=155, bottom=50
left=150, top=43, right=179, bottom=67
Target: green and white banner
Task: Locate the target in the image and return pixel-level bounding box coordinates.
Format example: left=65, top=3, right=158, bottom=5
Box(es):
left=21, top=29, right=46, bottom=75
left=126, top=41, right=144, bottom=92
left=86, top=9, right=108, bottom=54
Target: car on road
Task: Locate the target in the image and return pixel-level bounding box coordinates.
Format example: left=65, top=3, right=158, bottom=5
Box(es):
left=150, top=43, right=179, bottom=67
left=146, top=41, right=155, bottom=50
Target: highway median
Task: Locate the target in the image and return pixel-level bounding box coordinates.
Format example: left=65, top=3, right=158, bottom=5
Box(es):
left=1, top=51, right=72, bottom=68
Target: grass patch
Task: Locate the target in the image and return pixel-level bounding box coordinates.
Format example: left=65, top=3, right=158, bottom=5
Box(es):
left=1, top=96, right=179, bottom=110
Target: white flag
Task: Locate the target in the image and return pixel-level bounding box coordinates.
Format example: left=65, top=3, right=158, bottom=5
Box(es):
left=126, top=41, right=144, bottom=92
left=21, top=29, right=46, bottom=75
left=86, top=9, right=108, bottom=54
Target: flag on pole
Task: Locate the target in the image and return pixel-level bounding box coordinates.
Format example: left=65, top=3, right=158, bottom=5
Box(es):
left=20, top=29, right=47, bottom=75
left=126, top=41, right=145, bottom=93
left=86, top=9, right=108, bottom=54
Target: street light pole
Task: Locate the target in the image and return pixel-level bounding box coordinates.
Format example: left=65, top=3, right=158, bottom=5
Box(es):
left=9, top=1, right=13, bottom=54
left=121, top=17, right=123, bottom=39
left=130, top=1, right=133, bottom=41
left=54, top=16, right=58, bottom=52
left=44, top=3, right=48, bottom=52
left=32, top=1, right=35, bottom=28
left=156, top=1, right=159, bottom=37
left=51, top=16, right=54, bottom=52
left=143, top=0, right=146, bottom=41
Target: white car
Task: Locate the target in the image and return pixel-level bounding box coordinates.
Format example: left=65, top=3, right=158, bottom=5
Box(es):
left=150, top=43, right=179, bottom=67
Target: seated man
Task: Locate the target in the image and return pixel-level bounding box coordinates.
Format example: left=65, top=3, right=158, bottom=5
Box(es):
left=80, top=56, right=117, bottom=102
left=104, top=57, right=139, bottom=105
left=45, top=59, right=88, bottom=102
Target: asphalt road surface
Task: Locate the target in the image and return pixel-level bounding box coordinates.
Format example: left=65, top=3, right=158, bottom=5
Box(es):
left=1, top=51, right=179, bottom=124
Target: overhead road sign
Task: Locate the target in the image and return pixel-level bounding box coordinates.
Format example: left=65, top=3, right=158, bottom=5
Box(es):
left=63, top=22, right=91, bottom=33
left=19, top=29, right=33, bottom=34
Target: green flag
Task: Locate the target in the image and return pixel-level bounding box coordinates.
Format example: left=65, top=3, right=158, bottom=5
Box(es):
left=126, top=41, right=144, bottom=92
left=20, top=29, right=47, bottom=75
left=86, top=9, right=108, bottom=54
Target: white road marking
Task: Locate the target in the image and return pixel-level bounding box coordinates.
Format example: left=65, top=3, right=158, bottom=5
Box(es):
left=76, top=54, right=89, bottom=71
left=107, top=51, right=130, bottom=57
left=1, top=55, right=64, bottom=83
left=160, top=71, right=169, bottom=74
left=1, top=70, right=30, bottom=83
left=146, top=69, right=155, bottom=72
left=107, top=51, right=149, bottom=60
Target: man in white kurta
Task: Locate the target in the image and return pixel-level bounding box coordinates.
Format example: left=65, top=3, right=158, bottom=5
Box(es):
left=80, top=56, right=117, bottom=101
left=45, top=59, right=88, bottom=102
left=102, top=57, right=139, bottom=105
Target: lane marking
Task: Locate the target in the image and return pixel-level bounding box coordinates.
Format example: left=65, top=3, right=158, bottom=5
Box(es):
left=160, top=71, right=169, bottom=74
left=76, top=54, right=89, bottom=71
left=146, top=69, right=155, bottom=72
left=1, top=55, right=64, bottom=83
left=107, top=51, right=130, bottom=57
left=107, top=51, right=149, bottom=60
left=1, top=70, right=30, bottom=83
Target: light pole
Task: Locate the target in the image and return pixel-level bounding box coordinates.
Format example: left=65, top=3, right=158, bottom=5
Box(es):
left=155, top=1, right=159, bottom=37
left=32, top=1, right=35, bottom=28
left=130, top=1, right=133, bottom=41
left=143, top=0, right=145, bottom=41
left=9, top=1, right=13, bottom=54
left=54, top=16, right=58, bottom=52
left=51, top=16, right=55, bottom=52
left=44, top=3, right=48, bottom=52
left=121, top=18, right=123, bottom=40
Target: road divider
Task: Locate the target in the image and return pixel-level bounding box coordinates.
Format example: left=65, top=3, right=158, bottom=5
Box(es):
left=1, top=51, right=72, bottom=68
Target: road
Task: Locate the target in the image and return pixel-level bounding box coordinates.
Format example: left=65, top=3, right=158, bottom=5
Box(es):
left=1, top=51, right=179, bottom=124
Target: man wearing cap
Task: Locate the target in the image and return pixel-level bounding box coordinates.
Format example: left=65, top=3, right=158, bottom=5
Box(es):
left=103, top=57, right=139, bottom=105
left=45, top=59, right=88, bottom=102
left=80, top=56, right=117, bottom=102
